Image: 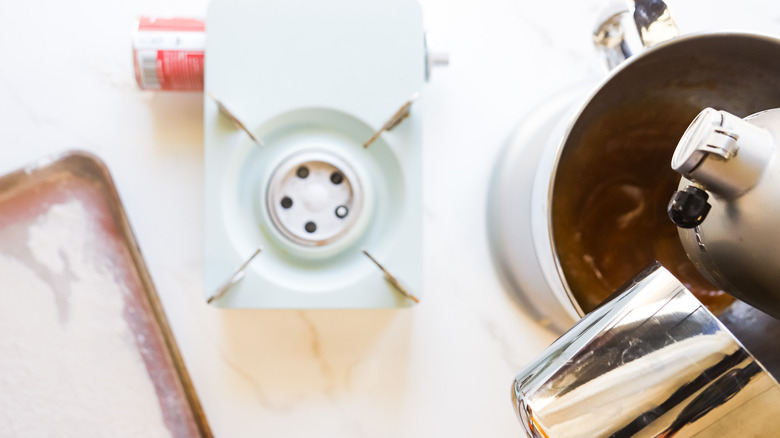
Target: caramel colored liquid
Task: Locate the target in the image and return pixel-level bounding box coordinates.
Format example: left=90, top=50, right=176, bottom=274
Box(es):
left=552, top=103, right=734, bottom=314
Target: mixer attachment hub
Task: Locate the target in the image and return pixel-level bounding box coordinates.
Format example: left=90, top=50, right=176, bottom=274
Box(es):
left=266, top=150, right=363, bottom=247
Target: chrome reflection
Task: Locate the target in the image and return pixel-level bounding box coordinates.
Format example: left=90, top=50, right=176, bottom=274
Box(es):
left=513, top=263, right=780, bottom=437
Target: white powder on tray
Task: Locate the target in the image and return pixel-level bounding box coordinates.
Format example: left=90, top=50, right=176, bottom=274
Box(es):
left=0, top=199, right=172, bottom=438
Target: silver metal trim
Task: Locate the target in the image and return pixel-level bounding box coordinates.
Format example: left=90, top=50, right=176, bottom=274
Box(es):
left=207, top=248, right=262, bottom=304
left=363, top=93, right=419, bottom=148
left=208, top=92, right=265, bottom=147
left=362, top=249, right=419, bottom=303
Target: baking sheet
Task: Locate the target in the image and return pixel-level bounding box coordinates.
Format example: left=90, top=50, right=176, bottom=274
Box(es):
left=0, top=151, right=211, bottom=437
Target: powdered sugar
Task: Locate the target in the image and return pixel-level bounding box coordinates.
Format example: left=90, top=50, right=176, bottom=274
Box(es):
left=0, top=199, right=172, bottom=437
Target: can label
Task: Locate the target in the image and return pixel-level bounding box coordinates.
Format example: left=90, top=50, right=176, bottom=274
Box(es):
left=133, top=17, right=206, bottom=91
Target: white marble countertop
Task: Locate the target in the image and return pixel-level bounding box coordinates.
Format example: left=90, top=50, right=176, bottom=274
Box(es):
left=1, top=0, right=780, bottom=436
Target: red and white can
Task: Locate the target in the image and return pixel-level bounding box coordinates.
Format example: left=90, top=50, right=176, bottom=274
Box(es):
left=133, top=17, right=206, bottom=91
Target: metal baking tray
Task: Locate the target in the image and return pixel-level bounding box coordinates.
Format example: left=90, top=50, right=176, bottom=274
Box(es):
left=0, top=151, right=211, bottom=437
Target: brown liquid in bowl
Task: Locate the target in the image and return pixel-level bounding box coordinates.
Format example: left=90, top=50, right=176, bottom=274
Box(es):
left=552, top=102, right=734, bottom=314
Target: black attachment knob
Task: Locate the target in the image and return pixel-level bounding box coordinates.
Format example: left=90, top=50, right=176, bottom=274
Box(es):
left=668, top=185, right=711, bottom=229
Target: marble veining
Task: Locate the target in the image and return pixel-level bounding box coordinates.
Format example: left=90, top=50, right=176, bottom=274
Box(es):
left=2, top=0, right=780, bottom=436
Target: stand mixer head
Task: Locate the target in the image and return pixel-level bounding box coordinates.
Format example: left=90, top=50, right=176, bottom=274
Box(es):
left=669, top=107, right=780, bottom=320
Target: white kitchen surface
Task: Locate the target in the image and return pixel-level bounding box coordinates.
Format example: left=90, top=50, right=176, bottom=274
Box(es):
left=1, top=0, right=779, bottom=436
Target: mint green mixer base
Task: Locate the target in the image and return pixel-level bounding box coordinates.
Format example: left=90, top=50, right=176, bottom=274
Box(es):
left=204, top=0, right=424, bottom=308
